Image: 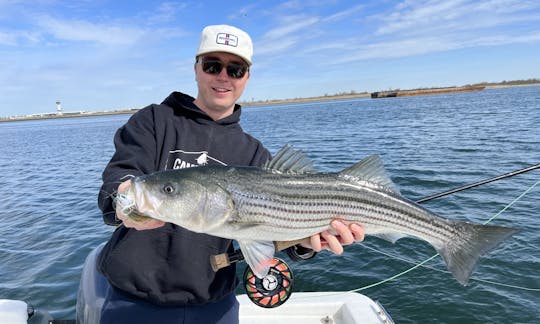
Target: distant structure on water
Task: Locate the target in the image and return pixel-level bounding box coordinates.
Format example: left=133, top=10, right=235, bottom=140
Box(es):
left=370, top=85, right=485, bottom=98
left=56, top=101, right=63, bottom=116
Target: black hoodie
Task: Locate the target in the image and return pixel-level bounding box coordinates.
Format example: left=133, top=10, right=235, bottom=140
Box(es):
left=97, top=92, right=271, bottom=306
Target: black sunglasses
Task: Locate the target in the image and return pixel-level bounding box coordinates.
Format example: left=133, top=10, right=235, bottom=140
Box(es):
left=198, top=57, right=249, bottom=79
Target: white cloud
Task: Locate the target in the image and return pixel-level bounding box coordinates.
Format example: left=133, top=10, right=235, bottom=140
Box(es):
left=375, top=0, right=540, bottom=36
left=265, top=16, right=320, bottom=39
left=323, top=4, right=365, bottom=22
left=295, top=0, right=540, bottom=64
left=0, top=31, right=17, bottom=45
left=35, top=15, right=146, bottom=46
left=328, top=37, right=452, bottom=63
left=147, top=1, right=188, bottom=25
left=0, top=29, right=41, bottom=46
left=255, top=16, right=320, bottom=56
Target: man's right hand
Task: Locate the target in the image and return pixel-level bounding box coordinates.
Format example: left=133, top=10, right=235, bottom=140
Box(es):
left=115, top=179, right=166, bottom=230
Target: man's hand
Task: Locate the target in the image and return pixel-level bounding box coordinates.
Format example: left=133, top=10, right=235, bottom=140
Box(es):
left=115, top=179, right=165, bottom=230
left=301, top=220, right=365, bottom=254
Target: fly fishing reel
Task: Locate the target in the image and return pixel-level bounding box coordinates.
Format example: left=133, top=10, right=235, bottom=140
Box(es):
left=243, top=257, right=294, bottom=308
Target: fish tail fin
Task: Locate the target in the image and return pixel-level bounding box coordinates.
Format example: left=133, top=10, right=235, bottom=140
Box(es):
left=437, top=222, right=518, bottom=285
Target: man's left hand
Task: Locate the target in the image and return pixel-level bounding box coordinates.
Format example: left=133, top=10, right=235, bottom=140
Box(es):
left=301, top=220, right=365, bottom=254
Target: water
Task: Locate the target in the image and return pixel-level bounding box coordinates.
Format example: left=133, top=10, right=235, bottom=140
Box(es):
left=1, top=86, right=539, bottom=323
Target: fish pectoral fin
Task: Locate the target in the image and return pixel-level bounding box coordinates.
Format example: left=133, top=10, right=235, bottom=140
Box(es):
left=372, top=232, right=408, bottom=244
left=238, top=240, right=276, bottom=278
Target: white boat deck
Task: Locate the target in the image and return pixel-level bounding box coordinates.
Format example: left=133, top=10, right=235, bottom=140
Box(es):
left=238, top=291, right=393, bottom=324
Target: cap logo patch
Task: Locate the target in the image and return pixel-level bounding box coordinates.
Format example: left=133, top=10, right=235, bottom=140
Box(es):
left=216, top=33, right=238, bottom=47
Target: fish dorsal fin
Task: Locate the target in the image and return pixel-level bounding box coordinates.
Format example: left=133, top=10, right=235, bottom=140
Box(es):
left=263, top=145, right=316, bottom=174
left=339, top=155, right=400, bottom=193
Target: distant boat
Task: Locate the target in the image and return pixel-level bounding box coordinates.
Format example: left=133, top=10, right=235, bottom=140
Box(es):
left=371, top=91, right=398, bottom=98
left=371, top=85, right=485, bottom=98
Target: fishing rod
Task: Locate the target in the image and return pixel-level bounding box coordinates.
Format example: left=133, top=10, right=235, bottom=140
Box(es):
left=416, top=163, right=540, bottom=203
left=211, top=162, right=540, bottom=271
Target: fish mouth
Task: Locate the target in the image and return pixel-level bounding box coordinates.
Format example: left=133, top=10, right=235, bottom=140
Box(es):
left=123, top=179, right=163, bottom=220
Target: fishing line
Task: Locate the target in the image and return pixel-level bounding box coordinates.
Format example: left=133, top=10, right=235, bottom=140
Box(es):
left=361, top=245, right=540, bottom=292
left=348, top=178, right=540, bottom=293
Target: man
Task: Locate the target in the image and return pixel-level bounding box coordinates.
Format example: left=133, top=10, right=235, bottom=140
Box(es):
left=97, top=24, right=364, bottom=323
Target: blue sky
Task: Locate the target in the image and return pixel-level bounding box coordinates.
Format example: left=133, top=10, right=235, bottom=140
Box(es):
left=1, top=0, right=539, bottom=117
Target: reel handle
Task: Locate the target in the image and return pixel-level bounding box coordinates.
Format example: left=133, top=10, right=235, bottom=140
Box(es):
left=210, top=239, right=304, bottom=272
left=243, top=257, right=294, bottom=308
left=274, top=239, right=304, bottom=251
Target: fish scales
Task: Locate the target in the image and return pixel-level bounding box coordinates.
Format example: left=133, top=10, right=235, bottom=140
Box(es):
left=227, top=171, right=456, bottom=243
left=120, top=145, right=519, bottom=284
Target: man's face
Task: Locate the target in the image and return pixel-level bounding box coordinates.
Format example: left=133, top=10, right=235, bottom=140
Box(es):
left=194, top=52, right=250, bottom=120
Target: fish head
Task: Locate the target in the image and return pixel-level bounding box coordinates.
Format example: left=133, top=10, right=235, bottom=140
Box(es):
left=127, top=169, right=234, bottom=234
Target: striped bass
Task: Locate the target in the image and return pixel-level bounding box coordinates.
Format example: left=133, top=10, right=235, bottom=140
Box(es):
left=118, top=146, right=518, bottom=285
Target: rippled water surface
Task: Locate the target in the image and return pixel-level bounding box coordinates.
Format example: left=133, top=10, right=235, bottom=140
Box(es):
left=1, top=86, right=539, bottom=323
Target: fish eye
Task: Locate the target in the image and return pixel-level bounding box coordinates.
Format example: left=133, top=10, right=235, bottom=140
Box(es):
left=163, top=184, right=175, bottom=194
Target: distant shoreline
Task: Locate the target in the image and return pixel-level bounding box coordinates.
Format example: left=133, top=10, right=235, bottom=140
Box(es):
left=2, top=81, right=539, bottom=123
left=240, top=92, right=371, bottom=106
left=241, top=82, right=540, bottom=105
left=0, top=109, right=140, bottom=123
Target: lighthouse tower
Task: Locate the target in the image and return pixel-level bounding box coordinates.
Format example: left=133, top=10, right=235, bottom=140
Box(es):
left=56, top=101, right=63, bottom=115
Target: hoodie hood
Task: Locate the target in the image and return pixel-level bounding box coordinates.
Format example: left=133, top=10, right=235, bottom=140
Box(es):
left=161, top=91, right=242, bottom=126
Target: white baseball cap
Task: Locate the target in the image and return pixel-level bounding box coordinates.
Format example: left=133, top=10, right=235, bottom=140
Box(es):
left=196, top=25, right=253, bottom=65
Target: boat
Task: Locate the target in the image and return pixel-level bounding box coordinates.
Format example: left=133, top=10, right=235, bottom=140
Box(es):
left=1, top=243, right=394, bottom=323
left=370, top=91, right=398, bottom=98
left=238, top=292, right=393, bottom=323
